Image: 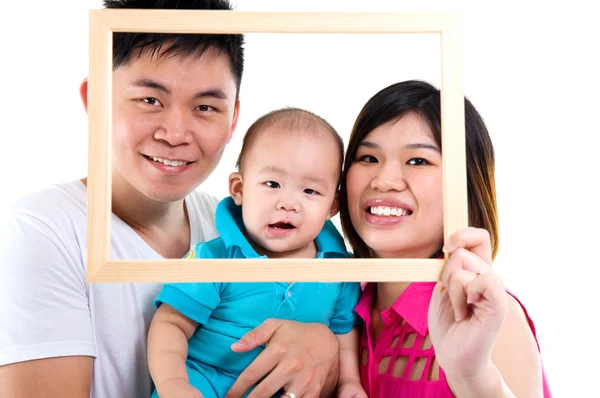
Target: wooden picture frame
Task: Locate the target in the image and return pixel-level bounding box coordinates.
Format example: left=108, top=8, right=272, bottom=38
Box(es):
left=86, top=10, right=467, bottom=283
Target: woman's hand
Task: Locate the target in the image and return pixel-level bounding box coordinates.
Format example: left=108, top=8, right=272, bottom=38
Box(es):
left=428, top=227, right=508, bottom=383
left=225, top=319, right=340, bottom=398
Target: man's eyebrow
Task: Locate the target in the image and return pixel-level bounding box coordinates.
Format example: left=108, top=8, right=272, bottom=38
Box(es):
left=130, top=79, right=228, bottom=100
left=131, top=78, right=170, bottom=94
left=192, top=88, right=228, bottom=101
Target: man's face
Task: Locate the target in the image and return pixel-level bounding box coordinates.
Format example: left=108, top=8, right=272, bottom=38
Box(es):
left=111, top=48, right=239, bottom=203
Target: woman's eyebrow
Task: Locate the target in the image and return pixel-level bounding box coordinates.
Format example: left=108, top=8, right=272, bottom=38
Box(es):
left=405, top=143, right=440, bottom=153
left=358, top=141, right=378, bottom=148
left=358, top=141, right=439, bottom=153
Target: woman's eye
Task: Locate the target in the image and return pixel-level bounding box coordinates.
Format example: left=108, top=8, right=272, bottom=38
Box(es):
left=357, top=154, right=378, bottom=163
left=408, top=158, right=429, bottom=166
left=265, top=181, right=280, bottom=189
left=304, top=189, right=319, bottom=195
left=142, top=97, right=162, bottom=107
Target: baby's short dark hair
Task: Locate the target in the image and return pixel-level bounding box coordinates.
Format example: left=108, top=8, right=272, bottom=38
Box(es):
left=236, top=108, right=345, bottom=185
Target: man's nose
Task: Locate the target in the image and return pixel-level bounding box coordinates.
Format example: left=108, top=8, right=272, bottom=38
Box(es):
left=153, top=107, right=194, bottom=146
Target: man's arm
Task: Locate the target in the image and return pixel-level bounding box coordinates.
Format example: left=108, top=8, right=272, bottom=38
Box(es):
left=0, top=210, right=96, bottom=396
left=0, top=357, right=93, bottom=398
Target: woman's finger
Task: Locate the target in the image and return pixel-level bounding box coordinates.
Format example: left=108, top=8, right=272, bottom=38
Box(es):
left=442, top=247, right=491, bottom=282
left=443, top=227, right=493, bottom=265
left=446, top=268, right=476, bottom=321
left=230, top=319, right=283, bottom=353
left=225, top=343, right=282, bottom=398
left=247, top=355, right=308, bottom=398
left=280, top=364, right=322, bottom=398
left=466, top=271, right=507, bottom=316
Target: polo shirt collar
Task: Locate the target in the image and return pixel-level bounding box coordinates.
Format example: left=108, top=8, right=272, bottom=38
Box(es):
left=214, top=197, right=347, bottom=258
left=354, top=250, right=444, bottom=336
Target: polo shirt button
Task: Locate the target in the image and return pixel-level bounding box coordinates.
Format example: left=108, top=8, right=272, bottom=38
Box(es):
left=385, top=312, right=395, bottom=321
left=287, top=291, right=292, bottom=297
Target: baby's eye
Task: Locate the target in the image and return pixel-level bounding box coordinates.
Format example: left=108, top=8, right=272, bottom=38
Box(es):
left=265, top=181, right=280, bottom=189
left=408, top=158, right=429, bottom=166
left=357, top=154, right=378, bottom=163
left=142, top=97, right=162, bottom=107
left=303, top=189, right=319, bottom=196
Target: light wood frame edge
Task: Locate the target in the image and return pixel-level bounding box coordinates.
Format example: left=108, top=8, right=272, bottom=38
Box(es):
left=86, top=10, right=466, bottom=283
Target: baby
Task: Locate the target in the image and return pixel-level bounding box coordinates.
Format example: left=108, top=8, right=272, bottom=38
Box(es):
left=148, top=108, right=365, bottom=398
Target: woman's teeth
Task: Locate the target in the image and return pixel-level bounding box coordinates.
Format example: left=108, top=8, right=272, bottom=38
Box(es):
left=151, top=157, right=188, bottom=166
left=369, top=206, right=410, bottom=216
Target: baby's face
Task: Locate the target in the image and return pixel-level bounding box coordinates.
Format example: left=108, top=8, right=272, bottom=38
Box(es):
left=239, top=128, right=340, bottom=258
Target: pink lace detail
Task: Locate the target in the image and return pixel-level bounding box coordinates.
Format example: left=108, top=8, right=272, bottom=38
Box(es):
left=358, top=283, right=453, bottom=397
left=355, top=282, right=552, bottom=398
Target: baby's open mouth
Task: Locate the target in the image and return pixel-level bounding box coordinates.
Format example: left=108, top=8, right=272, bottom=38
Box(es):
left=269, top=222, right=295, bottom=229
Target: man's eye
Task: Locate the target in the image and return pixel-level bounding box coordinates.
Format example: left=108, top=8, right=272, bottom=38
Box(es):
left=265, top=181, right=280, bottom=189
left=304, top=189, right=319, bottom=195
left=197, top=105, right=214, bottom=112
left=408, top=158, right=429, bottom=166
left=358, top=155, right=378, bottom=163
left=142, top=97, right=162, bottom=107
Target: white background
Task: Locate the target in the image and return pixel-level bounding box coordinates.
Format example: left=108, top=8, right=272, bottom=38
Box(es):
left=2, top=1, right=598, bottom=395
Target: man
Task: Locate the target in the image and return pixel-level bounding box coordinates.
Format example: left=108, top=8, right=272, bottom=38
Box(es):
left=0, top=1, right=340, bottom=397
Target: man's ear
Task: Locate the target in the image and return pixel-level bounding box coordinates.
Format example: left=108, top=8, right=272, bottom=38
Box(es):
left=79, top=78, right=89, bottom=112
left=229, top=171, right=244, bottom=206
left=228, top=99, right=241, bottom=143
left=328, top=192, right=340, bottom=219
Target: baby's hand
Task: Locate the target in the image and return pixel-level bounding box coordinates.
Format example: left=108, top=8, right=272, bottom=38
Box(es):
left=336, top=379, right=368, bottom=398
left=157, top=378, right=203, bottom=398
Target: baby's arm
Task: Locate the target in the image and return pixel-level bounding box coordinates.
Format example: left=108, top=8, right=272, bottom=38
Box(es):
left=335, top=328, right=367, bottom=398
left=148, top=303, right=202, bottom=397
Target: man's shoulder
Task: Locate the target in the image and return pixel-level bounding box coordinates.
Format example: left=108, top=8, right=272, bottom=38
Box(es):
left=9, top=180, right=87, bottom=224
left=186, top=189, right=220, bottom=212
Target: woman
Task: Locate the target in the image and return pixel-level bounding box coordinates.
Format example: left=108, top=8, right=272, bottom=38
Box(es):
left=338, top=80, right=551, bottom=397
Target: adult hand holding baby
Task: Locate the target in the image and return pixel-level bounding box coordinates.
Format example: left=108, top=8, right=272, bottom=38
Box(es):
left=225, top=319, right=340, bottom=398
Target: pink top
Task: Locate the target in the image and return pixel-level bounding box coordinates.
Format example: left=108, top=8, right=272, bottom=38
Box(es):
left=354, top=282, right=552, bottom=397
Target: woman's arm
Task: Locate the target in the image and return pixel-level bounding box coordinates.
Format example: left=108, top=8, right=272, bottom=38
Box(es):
left=446, top=293, right=543, bottom=397
left=429, top=228, right=544, bottom=398
left=147, top=304, right=202, bottom=397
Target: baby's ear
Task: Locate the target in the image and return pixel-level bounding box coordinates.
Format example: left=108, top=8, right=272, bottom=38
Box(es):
left=328, top=191, right=340, bottom=219
left=228, top=172, right=244, bottom=206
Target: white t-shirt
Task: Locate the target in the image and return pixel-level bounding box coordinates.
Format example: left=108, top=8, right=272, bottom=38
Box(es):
left=0, top=180, right=220, bottom=398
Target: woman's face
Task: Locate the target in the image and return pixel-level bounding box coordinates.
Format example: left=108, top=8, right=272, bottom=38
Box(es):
left=346, top=112, right=444, bottom=258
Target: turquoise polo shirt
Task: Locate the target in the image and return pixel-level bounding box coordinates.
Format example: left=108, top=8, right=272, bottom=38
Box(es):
left=154, top=197, right=361, bottom=380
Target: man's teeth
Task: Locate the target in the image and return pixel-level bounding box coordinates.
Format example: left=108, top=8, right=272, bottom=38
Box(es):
left=151, top=157, right=188, bottom=166
left=369, top=206, right=409, bottom=216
